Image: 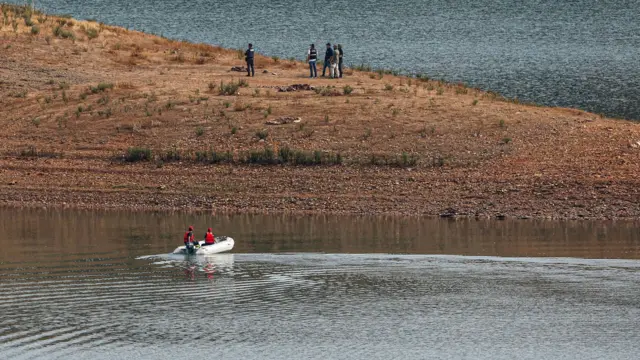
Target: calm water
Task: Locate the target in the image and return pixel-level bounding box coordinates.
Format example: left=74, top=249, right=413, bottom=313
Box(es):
left=0, top=208, right=639, bottom=359
left=6, top=0, right=640, bottom=119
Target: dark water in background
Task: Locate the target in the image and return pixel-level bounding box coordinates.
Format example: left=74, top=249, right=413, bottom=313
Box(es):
left=1, top=208, right=640, bottom=359
left=5, top=0, right=640, bottom=119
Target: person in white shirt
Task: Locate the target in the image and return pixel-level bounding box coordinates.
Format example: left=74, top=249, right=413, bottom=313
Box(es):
left=330, top=44, right=340, bottom=79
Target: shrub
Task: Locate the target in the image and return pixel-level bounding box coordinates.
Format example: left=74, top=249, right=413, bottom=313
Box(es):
left=125, top=147, right=151, bottom=162
left=219, top=80, right=240, bottom=96
left=196, top=127, right=204, bottom=137
left=195, top=149, right=233, bottom=164
left=90, top=82, right=113, bottom=93
left=384, top=84, right=394, bottom=91
left=472, top=99, right=478, bottom=106
left=159, top=147, right=181, bottom=162
left=502, top=137, right=512, bottom=144
left=85, top=27, right=98, bottom=39
left=208, top=82, right=217, bottom=92
left=246, top=147, right=277, bottom=164
left=30, top=25, right=39, bottom=35
left=343, top=85, right=353, bottom=95
left=255, top=129, right=268, bottom=140
left=53, top=25, right=75, bottom=40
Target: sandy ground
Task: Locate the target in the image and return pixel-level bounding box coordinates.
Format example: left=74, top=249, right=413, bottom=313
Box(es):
left=1, top=4, right=640, bottom=219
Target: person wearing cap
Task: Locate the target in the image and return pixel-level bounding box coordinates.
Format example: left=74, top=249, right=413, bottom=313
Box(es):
left=203, top=228, right=216, bottom=246
left=245, top=43, right=255, bottom=77
left=307, top=44, right=318, bottom=78
left=183, top=226, right=195, bottom=245
left=321, top=42, right=334, bottom=77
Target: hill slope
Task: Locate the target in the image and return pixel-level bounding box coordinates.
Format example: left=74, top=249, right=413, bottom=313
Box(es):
left=1, top=4, right=640, bottom=219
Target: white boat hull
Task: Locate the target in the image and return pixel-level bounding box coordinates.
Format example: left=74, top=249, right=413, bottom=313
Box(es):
left=172, top=237, right=235, bottom=255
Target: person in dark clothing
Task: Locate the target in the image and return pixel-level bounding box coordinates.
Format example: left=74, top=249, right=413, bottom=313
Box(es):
left=245, top=43, right=255, bottom=77
left=321, top=43, right=333, bottom=77
left=307, top=44, right=318, bottom=78
left=338, top=44, right=344, bottom=78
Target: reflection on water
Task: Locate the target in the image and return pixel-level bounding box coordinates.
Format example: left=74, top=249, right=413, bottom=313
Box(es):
left=0, top=208, right=639, bottom=359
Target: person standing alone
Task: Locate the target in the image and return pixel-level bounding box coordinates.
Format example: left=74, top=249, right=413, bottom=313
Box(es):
left=245, top=43, right=255, bottom=77
left=321, top=43, right=333, bottom=77
left=337, top=44, right=344, bottom=78
left=307, top=44, right=318, bottom=78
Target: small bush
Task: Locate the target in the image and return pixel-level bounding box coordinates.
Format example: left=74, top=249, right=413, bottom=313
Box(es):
left=343, top=85, right=353, bottom=95
left=246, top=147, right=277, bottom=164
left=255, top=129, right=268, bottom=140
left=472, top=99, right=478, bottom=106
left=499, top=119, right=505, bottom=128
left=219, top=80, right=240, bottom=96
left=208, top=82, right=217, bottom=92
left=159, top=147, right=181, bottom=162
left=196, top=127, right=204, bottom=137
left=85, top=27, right=98, bottom=39
left=502, top=137, right=512, bottom=144
left=384, top=84, right=394, bottom=91
left=90, top=82, right=113, bottom=93
left=125, top=147, right=152, bottom=162
left=30, top=25, right=39, bottom=35
left=195, top=149, right=233, bottom=164
left=53, top=25, right=75, bottom=40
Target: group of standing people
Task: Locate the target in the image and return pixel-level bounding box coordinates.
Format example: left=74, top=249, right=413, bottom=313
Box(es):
left=307, top=43, right=344, bottom=79
left=244, top=42, right=344, bottom=79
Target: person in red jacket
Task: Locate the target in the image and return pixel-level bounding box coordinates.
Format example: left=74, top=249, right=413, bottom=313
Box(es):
left=203, top=228, right=215, bottom=246
left=184, top=226, right=195, bottom=245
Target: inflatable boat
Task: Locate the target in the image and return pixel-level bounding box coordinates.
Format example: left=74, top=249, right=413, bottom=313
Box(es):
left=172, top=236, right=235, bottom=255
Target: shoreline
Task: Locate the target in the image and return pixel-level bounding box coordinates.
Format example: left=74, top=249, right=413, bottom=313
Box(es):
left=1, top=5, right=640, bottom=220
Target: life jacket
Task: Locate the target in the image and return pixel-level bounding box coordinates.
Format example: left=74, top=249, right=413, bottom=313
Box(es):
left=246, top=48, right=255, bottom=60
left=205, top=232, right=215, bottom=244
left=184, top=231, right=193, bottom=243
left=309, top=48, right=317, bottom=61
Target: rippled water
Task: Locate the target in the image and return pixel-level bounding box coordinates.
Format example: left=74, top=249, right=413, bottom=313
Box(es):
left=1, top=209, right=639, bottom=359
left=5, top=0, right=640, bottom=119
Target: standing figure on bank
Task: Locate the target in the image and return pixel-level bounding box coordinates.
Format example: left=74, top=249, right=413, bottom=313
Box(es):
left=338, top=44, right=344, bottom=78
left=307, top=44, right=318, bottom=78
left=322, top=42, right=333, bottom=77
left=245, top=43, right=255, bottom=77
left=331, top=44, right=339, bottom=79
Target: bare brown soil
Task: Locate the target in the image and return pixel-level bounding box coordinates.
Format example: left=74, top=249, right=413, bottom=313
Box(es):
left=1, top=5, right=640, bottom=219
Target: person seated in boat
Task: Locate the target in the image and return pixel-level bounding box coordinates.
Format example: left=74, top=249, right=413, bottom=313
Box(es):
left=202, top=228, right=216, bottom=246
left=184, top=226, right=197, bottom=247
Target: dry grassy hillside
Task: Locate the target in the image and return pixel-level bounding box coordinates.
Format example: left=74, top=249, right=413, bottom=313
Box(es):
left=1, top=4, right=640, bottom=219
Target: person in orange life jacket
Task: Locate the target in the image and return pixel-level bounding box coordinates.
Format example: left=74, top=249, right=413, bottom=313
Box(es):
left=202, top=228, right=215, bottom=246
left=184, top=226, right=196, bottom=246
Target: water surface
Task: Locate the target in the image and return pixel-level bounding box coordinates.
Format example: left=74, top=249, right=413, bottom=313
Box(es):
left=0, top=209, right=639, bottom=359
